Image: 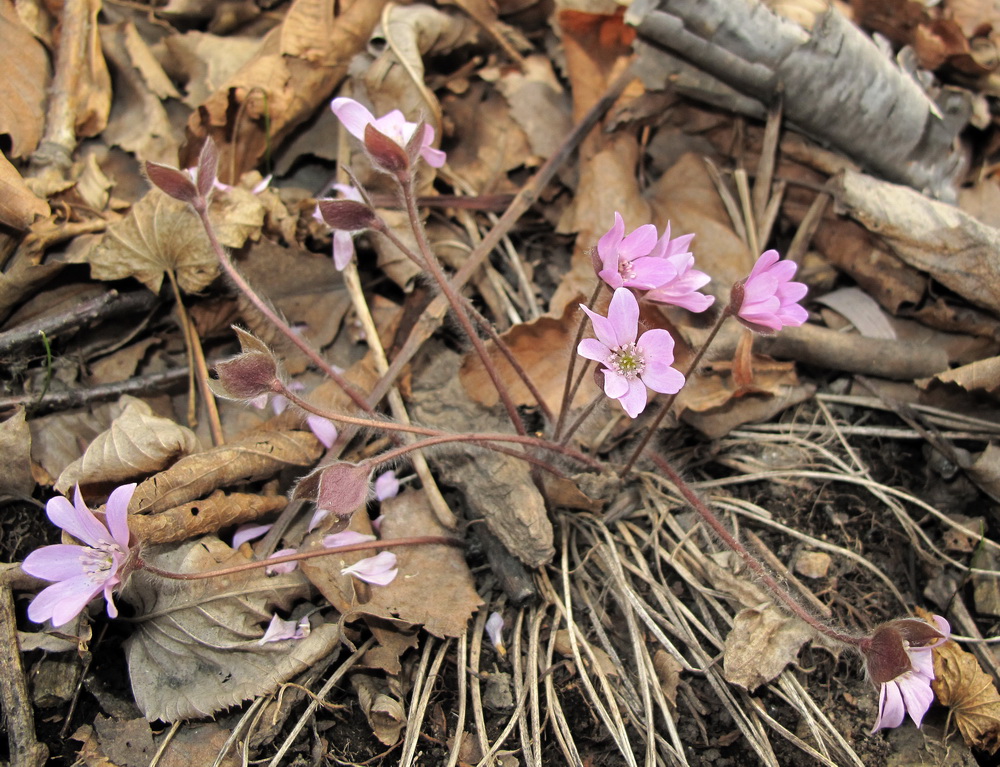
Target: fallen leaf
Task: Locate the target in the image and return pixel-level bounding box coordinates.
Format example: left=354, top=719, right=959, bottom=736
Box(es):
left=0, top=2, right=50, bottom=157
left=723, top=606, right=814, bottom=691
left=918, top=355, right=1000, bottom=397
left=129, top=491, right=287, bottom=545
left=125, top=536, right=340, bottom=722
left=0, top=407, right=34, bottom=500
left=55, top=396, right=200, bottom=494
left=0, top=150, right=49, bottom=229
left=352, top=674, right=405, bottom=746
left=932, top=634, right=1000, bottom=754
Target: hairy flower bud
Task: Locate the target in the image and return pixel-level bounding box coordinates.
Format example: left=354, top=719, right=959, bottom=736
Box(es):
left=211, top=327, right=280, bottom=402
left=145, top=161, right=198, bottom=203
left=364, top=122, right=411, bottom=175
left=195, top=138, right=219, bottom=200
left=316, top=199, right=379, bottom=232
left=293, top=461, right=373, bottom=530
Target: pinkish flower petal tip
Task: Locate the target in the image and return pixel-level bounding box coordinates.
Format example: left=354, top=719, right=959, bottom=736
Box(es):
left=341, top=551, right=398, bottom=586
left=323, top=530, right=376, bottom=549
left=22, top=484, right=138, bottom=627
left=265, top=548, right=299, bottom=575
left=259, top=614, right=310, bottom=645
left=374, top=471, right=400, bottom=501
left=485, top=612, right=506, bottom=656
left=864, top=614, right=950, bottom=733
left=577, top=288, right=685, bottom=418
left=732, top=250, right=808, bottom=333
left=330, top=96, right=445, bottom=170
left=232, top=522, right=273, bottom=549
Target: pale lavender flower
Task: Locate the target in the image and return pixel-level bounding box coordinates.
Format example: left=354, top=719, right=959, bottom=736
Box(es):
left=595, top=213, right=676, bottom=291
left=22, top=484, right=137, bottom=627
left=578, top=288, right=686, bottom=418
left=863, top=615, right=950, bottom=732
left=265, top=548, right=298, bottom=575
left=232, top=523, right=272, bottom=549
left=374, top=471, right=400, bottom=501
left=331, top=97, right=446, bottom=169
left=644, top=224, right=714, bottom=312
left=342, top=551, right=398, bottom=586
left=323, top=530, right=376, bottom=548
left=258, top=614, right=310, bottom=645
left=732, top=250, right=808, bottom=332
left=485, top=611, right=506, bottom=656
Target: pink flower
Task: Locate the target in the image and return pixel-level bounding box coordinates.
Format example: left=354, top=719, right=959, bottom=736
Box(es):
left=315, top=183, right=365, bottom=271
left=258, top=614, right=310, bottom=645
left=374, top=471, right=400, bottom=501
left=22, top=484, right=137, bottom=627
left=578, top=288, right=686, bottom=418
left=331, top=97, right=446, bottom=169
left=341, top=551, right=398, bottom=586
left=265, top=548, right=299, bottom=575
left=732, top=250, right=808, bottom=332
left=644, top=225, right=714, bottom=312
left=596, top=213, right=676, bottom=291
left=232, top=522, right=272, bottom=549
left=862, top=615, right=950, bottom=732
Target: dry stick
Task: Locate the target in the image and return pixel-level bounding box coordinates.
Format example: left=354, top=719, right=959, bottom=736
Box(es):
left=274, top=382, right=604, bottom=472
left=396, top=171, right=527, bottom=437
left=191, top=203, right=374, bottom=416
left=619, top=307, right=733, bottom=479
left=647, top=451, right=863, bottom=649
left=365, top=67, right=635, bottom=411
left=141, top=535, right=461, bottom=581
left=0, top=367, right=191, bottom=414
left=554, top=281, right=604, bottom=440
left=0, top=577, right=48, bottom=767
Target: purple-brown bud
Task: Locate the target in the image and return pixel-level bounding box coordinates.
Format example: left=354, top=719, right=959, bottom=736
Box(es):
left=316, top=199, right=379, bottom=232
left=145, top=161, right=198, bottom=203
left=195, top=138, right=220, bottom=200
left=211, top=327, right=280, bottom=401
left=862, top=618, right=948, bottom=685
left=293, top=461, right=372, bottom=527
left=363, top=123, right=410, bottom=175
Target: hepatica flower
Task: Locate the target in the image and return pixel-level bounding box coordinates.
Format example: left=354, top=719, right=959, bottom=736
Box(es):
left=22, top=484, right=137, bottom=627
left=732, top=250, right=808, bottom=332
left=861, top=615, right=950, bottom=732
left=578, top=288, right=685, bottom=418
left=596, top=213, right=676, bottom=291
left=314, top=183, right=366, bottom=271
left=331, top=97, right=446, bottom=169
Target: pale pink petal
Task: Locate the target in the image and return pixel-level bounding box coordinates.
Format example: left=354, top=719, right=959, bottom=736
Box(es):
left=898, top=673, right=936, bottom=727
left=485, top=612, right=505, bottom=653
left=323, top=530, right=376, bottom=548
left=577, top=338, right=612, bottom=364
left=606, top=288, right=639, bottom=346
left=307, top=416, right=338, bottom=448
left=617, top=378, right=648, bottom=418
left=47, top=493, right=108, bottom=548
left=636, top=327, right=675, bottom=361
left=258, top=614, right=308, bottom=644
left=331, top=97, right=377, bottom=140
left=233, top=523, right=273, bottom=549
left=597, top=213, right=625, bottom=262
left=22, top=545, right=91, bottom=581
left=105, top=483, right=136, bottom=549
left=602, top=369, right=629, bottom=399
left=420, top=144, right=447, bottom=168
left=265, top=548, right=299, bottom=575
left=28, top=575, right=104, bottom=627
left=641, top=361, right=685, bottom=395
left=627, top=257, right=677, bottom=290
left=342, top=551, right=398, bottom=586
left=873, top=682, right=906, bottom=732
left=597, top=265, right=625, bottom=289
left=374, top=471, right=400, bottom=501
left=332, top=231, right=356, bottom=271
left=617, top=224, right=658, bottom=261
left=580, top=304, right=618, bottom=349
left=271, top=393, right=289, bottom=414
left=748, top=250, right=780, bottom=280
left=308, top=507, right=329, bottom=532
left=331, top=182, right=363, bottom=202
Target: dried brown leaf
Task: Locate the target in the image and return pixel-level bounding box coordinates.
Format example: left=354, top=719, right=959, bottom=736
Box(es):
left=129, top=429, right=323, bottom=516
left=0, top=407, right=34, bottom=500
left=352, top=674, right=405, bottom=746
left=129, top=491, right=287, bottom=545
left=55, top=397, right=199, bottom=494
left=78, top=186, right=263, bottom=295
left=0, top=3, right=49, bottom=157
left=933, top=635, right=1000, bottom=753
left=0, top=150, right=49, bottom=229
left=125, top=536, right=340, bottom=722
left=918, top=356, right=1000, bottom=398
left=723, top=606, right=814, bottom=691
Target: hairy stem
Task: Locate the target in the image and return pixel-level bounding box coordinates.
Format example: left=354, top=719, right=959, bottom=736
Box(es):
left=554, top=281, right=603, bottom=440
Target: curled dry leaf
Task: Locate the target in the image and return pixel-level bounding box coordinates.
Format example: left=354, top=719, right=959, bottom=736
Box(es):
left=723, top=606, right=814, bottom=691
left=0, top=2, right=50, bottom=158
left=932, top=633, right=1000, bottom=753
left=55, top=396, right=199, bottom=494
left=352, top=674, right=405, bottom=746
left=76, top=186, right=264, bottom=295
left=129, top=429, right=324, bottom=516
left=125, top=536, right=339, bottom=722
left=129, top=491, right=287, bottom=545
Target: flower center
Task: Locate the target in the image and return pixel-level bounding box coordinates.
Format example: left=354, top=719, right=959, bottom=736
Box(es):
left=619, top=259, right=637, bottom=281
left=609, top=342, right=644, bottom=380
left=80, top=546, right=118, bottom=578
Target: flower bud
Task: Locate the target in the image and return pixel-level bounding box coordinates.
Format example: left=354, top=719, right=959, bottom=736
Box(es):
left=316, top=199, right=379, bottom=232
left=211, top=327, right=279, bottom=401
left=364, top=123, right=410, bottom=175
left=195, top=138, right=220, bottom=200
left=862, top=617, right=948, bottom=685
left=145, top=161, right=198, bottom=203
left=293, top=461, right=372, bottom=529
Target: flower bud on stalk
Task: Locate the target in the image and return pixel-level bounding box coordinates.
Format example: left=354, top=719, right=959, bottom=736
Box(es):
left=211, top=327, right=281, bottom=403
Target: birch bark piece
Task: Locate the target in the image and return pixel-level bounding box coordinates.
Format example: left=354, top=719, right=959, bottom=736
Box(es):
left=627, top=0, right=969, bottom=199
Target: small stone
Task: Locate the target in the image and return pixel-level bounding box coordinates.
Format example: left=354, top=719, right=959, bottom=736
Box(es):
left=794, top=551, right=831, bottom=579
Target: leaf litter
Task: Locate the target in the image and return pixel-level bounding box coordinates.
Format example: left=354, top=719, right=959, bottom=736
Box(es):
left=3, top=1, right=1000, bottom=766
